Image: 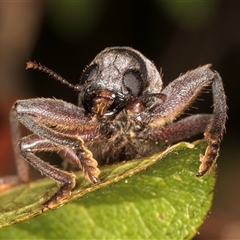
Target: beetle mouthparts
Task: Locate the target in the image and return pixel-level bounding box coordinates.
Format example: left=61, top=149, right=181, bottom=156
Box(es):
left=92, top=90, right=116, bottom=117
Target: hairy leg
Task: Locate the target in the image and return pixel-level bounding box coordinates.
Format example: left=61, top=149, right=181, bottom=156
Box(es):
left=149, top=114, right=211, bottom=144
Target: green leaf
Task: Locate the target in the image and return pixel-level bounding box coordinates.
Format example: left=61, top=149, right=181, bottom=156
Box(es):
left=0, top=140, right=215, bottom=239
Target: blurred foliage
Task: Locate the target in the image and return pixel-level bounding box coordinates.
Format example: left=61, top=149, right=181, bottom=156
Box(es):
left=155, top=1, right=219, bottom=30
left=45, top=1, right=106, bottom=39
left=44, top=1, right=220, bottom=40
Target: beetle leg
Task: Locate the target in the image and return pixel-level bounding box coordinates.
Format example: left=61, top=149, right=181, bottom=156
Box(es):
left=0, top=111, right=30, bottom=190
left=12, top=98, right=95, bottom=130
left=11, top=132, right=99, bottom=209
left=12, top=98, right=100, bottom=182
left=2, top=99, right=101, bottom=207
left=20, top=133, right=81, bottom=166
left=18, top=134, right=76, bottom=209
left=146, top=114, right=211, bottom=143
left=14, top=111, right=100, bottom=182
left=19, top=130, right=99, bottom=210
left=139, top=65, right=227, bottom=176
left=198, top=73, right=227, bottom=176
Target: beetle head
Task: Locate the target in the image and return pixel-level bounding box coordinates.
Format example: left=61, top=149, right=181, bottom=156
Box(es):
left=78, top=47, right=163, bottom=120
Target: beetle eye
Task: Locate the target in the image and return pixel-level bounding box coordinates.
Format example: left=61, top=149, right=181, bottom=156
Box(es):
left=123, top=70, right=143, bottom=96
left=80, top=64, right=98, bottom=84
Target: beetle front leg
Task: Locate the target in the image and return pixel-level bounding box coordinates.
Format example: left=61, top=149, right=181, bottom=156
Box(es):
left=13, top=98, right=100, bottom=183
left=198, top=73, right=227, bottom=176
left=6, top=98, right=101, bottom=208
left=141, top=65, right=227, bottom=176
left=16, top=113, right=100, bottom=183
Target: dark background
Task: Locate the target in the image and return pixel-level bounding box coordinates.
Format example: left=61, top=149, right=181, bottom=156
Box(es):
left=0, top=1, right=239, bottom=238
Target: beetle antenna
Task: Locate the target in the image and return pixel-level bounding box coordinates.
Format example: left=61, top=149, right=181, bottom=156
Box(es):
left=26, top=61, right=82, bottom=91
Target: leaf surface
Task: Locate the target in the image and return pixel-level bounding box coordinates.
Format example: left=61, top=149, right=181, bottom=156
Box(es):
left=0, top=140, right=215, bottom=239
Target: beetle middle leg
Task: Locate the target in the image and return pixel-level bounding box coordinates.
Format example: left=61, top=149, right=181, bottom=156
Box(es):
left=148, top=114, right=212, bottom=143
left=18, top=134, right=79, bottom=209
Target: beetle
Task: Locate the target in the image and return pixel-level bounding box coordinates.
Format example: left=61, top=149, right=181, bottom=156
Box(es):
left=0, top=47, right=227, bottom=210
